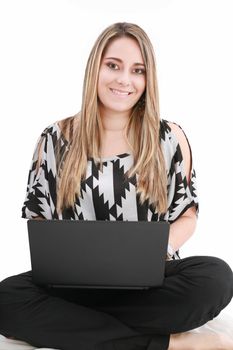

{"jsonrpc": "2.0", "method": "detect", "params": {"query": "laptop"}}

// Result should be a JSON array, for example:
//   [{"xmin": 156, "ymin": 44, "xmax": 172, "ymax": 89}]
[{"xmin": 27, "ymin": 220, "xmax": 170, "ymax": 290}]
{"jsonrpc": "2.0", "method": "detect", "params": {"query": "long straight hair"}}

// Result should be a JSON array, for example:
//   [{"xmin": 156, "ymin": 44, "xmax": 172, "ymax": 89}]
[{"xmin": 57, "ymin": 22, "xmax": 168, "ymax": 215}]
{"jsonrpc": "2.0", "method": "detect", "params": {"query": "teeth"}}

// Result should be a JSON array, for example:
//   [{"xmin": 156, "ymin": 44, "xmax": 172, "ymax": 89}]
[{"xmin": 111, "ymin": 89, "xmax": 130, "ymax": 96}]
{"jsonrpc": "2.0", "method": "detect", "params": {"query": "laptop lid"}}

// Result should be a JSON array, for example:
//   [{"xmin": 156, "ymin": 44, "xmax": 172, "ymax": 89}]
[{"xmin": 27, "ymin": 220, "xmax": 170, "ymax": 290}]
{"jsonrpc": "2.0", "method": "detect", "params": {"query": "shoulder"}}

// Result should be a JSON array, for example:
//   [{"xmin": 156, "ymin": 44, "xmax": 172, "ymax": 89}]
[
  {"xmin": 160, "ymin": 119, "xmax": 191, "ymax": 152},
  {"xmin": 160, "ymin": 118, "xmax": 192, "ymax": 182},
  {"xmin": 39, "ymin": 112, "xmax": 80, "ymax": 143},
  {"xmin": 34, "ymin": 114, "xmax": 80, "ymax": 168},
  {"xmin": 56, "ymin": 112, "xmax": 80, "ymax": 142},
  {"xmin": 167, "ymin": 120, "xmax": 190, "ymax": 149}
]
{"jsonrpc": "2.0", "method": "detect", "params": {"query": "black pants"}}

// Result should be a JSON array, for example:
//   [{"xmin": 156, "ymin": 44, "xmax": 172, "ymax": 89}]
[{"xmin": 0, "ymin": 256, "xmax": 232, "ymax": 350}]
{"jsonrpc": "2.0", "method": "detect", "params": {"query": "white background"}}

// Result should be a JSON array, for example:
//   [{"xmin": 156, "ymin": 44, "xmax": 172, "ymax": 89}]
[{"xmin": 0, "ymin": 0, "xmax": 232, "ymax": 315}]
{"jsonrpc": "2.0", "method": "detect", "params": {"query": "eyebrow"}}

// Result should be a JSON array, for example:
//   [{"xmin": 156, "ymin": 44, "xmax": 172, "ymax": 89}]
[{"xmin": 104, "ymin": 57, "xmax": 145, "ymax": 66}]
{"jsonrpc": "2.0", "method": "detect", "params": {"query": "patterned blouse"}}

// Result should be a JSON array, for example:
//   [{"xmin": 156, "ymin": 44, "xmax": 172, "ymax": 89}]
[{"xmin": 22, "ymin": 118, "xmax": 199, "ymax": 259}]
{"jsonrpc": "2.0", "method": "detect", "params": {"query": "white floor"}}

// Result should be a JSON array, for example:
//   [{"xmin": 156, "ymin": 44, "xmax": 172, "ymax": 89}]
[{"xmin": 0, "ymin": 310, "xmax": 232, "ymax": 350}]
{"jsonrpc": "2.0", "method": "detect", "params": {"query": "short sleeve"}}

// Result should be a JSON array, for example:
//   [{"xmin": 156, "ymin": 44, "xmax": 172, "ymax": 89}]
[
  {"xmin": 161, "ymin": 120, "xmax": 199, "ymax": 223},
  {"xmin": 21, "ymin": 124, "xmax": 62, "ymax": 219}
]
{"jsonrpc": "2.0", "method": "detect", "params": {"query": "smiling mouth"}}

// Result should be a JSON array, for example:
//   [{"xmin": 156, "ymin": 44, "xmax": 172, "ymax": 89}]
[{"xmin": 110, "ymin": 88, "xmax": 133, "ymax": 96}]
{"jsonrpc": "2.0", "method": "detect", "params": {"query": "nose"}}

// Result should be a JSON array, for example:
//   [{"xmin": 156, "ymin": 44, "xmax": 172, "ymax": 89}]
[{"xmin": 116, "ymin": 70, "xmax": 131, "ymax": 87}]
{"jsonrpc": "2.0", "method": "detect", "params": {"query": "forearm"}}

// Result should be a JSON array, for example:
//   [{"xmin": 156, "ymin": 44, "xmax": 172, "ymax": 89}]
[{"xmin": 168, "ymin": 210, "xmax": 197, "ymax": 252}]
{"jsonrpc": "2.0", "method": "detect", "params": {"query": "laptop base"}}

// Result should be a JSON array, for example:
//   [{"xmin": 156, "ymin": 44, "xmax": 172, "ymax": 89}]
[{"xmin": 47, "ymin": 284, "xmax": 150, "ymax": 290}]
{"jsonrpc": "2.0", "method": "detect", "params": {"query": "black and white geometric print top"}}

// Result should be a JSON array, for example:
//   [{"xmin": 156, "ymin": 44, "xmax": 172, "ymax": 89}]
[{"xmin": 22, "ymin": 118, "xmax": 199, "ymax": 259}]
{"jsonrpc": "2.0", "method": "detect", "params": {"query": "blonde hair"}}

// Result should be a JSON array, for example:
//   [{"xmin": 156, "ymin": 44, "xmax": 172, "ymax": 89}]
[{"xmin": 57, "ymin": 22, "xmax": 168, "ymax": 215}]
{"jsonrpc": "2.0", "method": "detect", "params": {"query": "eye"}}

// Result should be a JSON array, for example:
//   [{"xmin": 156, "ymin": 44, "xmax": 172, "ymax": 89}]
[
  {"xmin": 106, "ymin": 62, "xmax": 119, "ymax": 70},
  {"xmin": 133, "ymin": 68, "xmax": 146, "ymax": 75}
]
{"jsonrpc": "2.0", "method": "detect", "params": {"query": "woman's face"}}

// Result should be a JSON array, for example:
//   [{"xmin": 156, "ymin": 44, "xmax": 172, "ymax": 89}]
[{"xmin": 97, "ymin": 36, "xmax": 146, "ymax": 118}]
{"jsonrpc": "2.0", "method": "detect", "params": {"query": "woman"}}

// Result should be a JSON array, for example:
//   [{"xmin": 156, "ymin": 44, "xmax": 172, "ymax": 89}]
[{"xmin": 0, "ymin": 22, "xmax": 233, "ymax": 350}]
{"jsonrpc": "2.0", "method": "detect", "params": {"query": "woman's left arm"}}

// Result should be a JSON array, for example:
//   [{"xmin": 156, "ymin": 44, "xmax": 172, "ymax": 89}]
[
  {"xmin": 167, "ymin": 122, "xmax": 198, "ymax": 252},
  {"xmin": 169, "ymin": 206, "xmax": 197, "ymax": 252}
]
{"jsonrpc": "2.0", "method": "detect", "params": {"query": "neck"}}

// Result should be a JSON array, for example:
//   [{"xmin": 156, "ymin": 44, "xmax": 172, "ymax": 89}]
[{"xmin": 99, "ymin": 106, "xmax": 130, "ymax": 133}]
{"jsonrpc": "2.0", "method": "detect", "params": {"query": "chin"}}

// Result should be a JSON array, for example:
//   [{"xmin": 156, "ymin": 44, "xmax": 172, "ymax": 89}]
[{"xmin": 109, "ymin": 101, "xmax": 137, "ymax": 112}]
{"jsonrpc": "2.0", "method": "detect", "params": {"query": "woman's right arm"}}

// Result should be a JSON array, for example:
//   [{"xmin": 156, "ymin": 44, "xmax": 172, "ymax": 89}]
[{"xmin": 22, "ymin": 125, "xmax": 59, "ymax": 220}]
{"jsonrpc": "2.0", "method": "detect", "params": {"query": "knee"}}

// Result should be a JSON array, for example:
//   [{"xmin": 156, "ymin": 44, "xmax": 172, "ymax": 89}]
[
  {"xmin": 0, "ymin": 271, "xmax": 33, "ymax": 304},
  {"xmin": 0, "ymin": 275, "xmax": 17, "ymax": 329},
  {"xmin": 204, "ymin": 256, "xmax": 232, "ymax": 287},
  {"xmin": 190, "ymin": 256, "xmax": 233, "ymax": 308},
  {"xmin": 209, "ymin": 256, "xmax": 233, "ymax": 298},
  {"xmin": 0, "ymin": 274, "xmax": 19, "ymax": 305}
]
